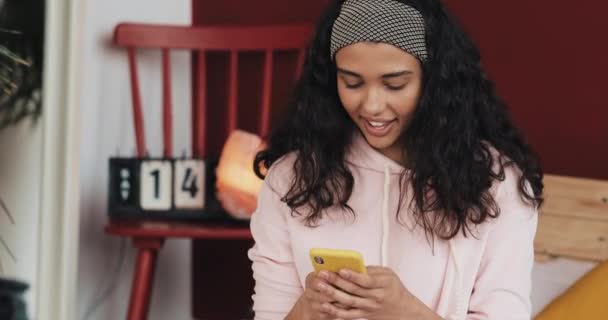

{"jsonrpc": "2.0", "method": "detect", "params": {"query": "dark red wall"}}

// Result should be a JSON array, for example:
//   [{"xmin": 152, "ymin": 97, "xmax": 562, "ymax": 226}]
[
  {"xmin": 191, "ymin": 0, "xmax": 608, "ymax": 318},
  {"xmin": 445, "ymin": 0, "xmax": 608, "ymax": 179}
]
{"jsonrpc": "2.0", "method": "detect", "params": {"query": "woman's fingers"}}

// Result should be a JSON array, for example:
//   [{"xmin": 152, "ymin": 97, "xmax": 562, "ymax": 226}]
[
  {"xmin": 304, "ymin": 272, "xmax": 346, "ymax": 319},
  {"xmin": 319, "ymin": 270, "xmax": 369, "ymax": 298},
  {"xmin": 306, "ymin": 271, "xmax": 342, "ymax": 304},
  {"xmin": 322, "ymin": 302, "xmax": 367, "ymax": 319}
]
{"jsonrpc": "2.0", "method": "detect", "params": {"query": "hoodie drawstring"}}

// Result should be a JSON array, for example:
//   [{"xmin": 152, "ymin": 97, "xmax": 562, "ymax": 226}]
[
  {"xmin": 446, "ymin": 240, "xmax": 464, "ymax": 319},
  {"xmin": 381, "ymin": 164, "xmax": 390, "ymax": 267},
  {"xmin": 380, "ymin": 163, "xmax": 463, "ymax": 319}
]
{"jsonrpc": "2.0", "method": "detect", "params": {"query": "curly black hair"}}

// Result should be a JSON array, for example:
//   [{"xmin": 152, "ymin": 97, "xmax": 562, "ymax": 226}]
[{"xmin": 254, "ymin": 0, "xmax": 543, "ymax": 239}]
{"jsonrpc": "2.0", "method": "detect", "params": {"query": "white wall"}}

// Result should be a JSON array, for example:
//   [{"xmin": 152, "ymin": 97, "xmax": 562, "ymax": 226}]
[
  {"xmin": 77, "ymin": 0, "xmax": 193, "ymax": 319},
  {"xmin": 0, "ymin": 118, "xmax": 43, "ymax": 318}
]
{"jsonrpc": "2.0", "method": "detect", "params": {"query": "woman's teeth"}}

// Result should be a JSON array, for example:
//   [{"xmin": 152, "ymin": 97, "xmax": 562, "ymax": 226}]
[{"xmin": 368, "ymin": 120, "xmax": 391, "ymax": 127}]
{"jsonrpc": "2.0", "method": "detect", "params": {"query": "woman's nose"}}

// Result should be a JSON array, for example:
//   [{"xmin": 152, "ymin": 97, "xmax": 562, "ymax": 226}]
[{"xmin": 361, "ymin": 87, "xmax": 385, "ymax": 115}]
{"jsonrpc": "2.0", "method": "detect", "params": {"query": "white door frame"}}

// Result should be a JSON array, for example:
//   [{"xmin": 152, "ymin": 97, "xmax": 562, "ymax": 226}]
[{"xmin": 36, "ymin": 0, "xmax": 83, "ymax": 319}]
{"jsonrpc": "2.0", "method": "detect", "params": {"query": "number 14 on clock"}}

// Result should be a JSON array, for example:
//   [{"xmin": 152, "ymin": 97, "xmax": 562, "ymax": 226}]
[{"xmin": 139, "ymin": 159, "xmax": 206, "ymax": 211}]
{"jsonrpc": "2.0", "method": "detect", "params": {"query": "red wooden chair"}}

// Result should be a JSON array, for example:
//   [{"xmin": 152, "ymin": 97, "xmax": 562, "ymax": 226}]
[{"xmin": 105, "ymin": 22, "xmax": 311, "ymax": 320}]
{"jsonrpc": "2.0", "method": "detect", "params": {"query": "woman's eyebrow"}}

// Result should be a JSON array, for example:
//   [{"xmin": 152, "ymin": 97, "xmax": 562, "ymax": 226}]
[
  {"xmin": 381, "ymin": 70, "xmax": 413, "ymax": 78},
  {"xmin": 336, "ymin": 68, "xmax": 362, "ymax": 78}
]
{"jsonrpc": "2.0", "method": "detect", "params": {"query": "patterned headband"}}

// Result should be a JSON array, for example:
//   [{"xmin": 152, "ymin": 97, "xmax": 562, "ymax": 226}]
[{"xmin": 330, "ymin": 0, "xmax": 428, "ymax": 62}]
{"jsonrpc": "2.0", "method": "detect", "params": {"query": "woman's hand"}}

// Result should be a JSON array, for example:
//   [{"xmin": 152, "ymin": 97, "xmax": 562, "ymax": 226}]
[
  {"xmin": 316, "ymin": 266, "xmax": 442, "ymax": 320},
  {"xmin": 287, "ymin": 271, "xmax": 344, "ymax": 320}
]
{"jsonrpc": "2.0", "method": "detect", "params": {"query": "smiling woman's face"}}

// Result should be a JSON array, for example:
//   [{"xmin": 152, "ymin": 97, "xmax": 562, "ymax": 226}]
[{"xmin": 335, "ymin": 42, "xmax": 423, "ymax": 164}]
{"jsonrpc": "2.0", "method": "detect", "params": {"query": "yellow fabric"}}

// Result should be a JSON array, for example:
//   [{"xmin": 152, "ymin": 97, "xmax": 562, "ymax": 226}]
[{"xmin": 535, "ymin": 259, "xmax": 608, "ymax": 320}]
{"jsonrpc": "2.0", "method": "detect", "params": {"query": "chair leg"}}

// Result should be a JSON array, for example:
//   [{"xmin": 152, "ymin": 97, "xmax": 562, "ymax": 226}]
[{"xmin": 127, "ymin": 238, "xmax": 164, "ymax": 320}]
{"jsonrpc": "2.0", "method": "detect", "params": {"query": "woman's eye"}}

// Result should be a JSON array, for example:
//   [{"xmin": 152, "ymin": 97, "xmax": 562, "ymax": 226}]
[
  {"xmin": 385, "ymin": 84, "xmax": 406, "ymax": 91},
  {"xmin": 345, "ymin": 82, "xmax": 363, "ymax": 89}
]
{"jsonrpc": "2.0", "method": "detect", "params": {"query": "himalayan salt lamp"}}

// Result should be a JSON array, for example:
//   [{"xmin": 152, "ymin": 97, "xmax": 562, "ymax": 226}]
[{"xmin": 215, "ymin": 129, "xmax": 265, "ymax": 219}]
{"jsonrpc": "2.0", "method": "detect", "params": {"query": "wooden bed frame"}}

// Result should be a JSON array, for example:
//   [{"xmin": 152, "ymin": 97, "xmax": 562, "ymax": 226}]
[{"xmin": 535, "ymin": 174, "xmax": 608, "ymax": 263}]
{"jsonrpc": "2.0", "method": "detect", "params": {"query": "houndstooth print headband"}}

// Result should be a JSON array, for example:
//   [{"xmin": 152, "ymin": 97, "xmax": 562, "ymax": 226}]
[{"xmin": 330, "ymin": 0, "xmax": 428, "ymax": 62}]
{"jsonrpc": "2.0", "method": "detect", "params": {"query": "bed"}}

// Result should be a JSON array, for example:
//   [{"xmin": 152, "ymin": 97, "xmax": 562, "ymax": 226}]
[{"xmin": 532, "ymin": 174, "xmax": 608, "ymax": 316}]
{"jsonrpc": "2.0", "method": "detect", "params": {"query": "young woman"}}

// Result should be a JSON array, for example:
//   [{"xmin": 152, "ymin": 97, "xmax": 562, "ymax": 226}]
[{"xmin": 249, "ymin": 0, "xmax": 543, "ymax": 319}]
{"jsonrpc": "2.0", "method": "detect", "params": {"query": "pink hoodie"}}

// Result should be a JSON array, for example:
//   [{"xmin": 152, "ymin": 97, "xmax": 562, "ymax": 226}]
[{"xmin": 248, "ymin": 133, "xmax": 538, "ymax": 320}]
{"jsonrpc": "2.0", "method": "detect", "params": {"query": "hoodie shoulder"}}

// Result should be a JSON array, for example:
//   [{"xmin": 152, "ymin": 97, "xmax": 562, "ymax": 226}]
[{"xmin": 264, "ymin": 152, "xmax": 298, "ymax": 197}]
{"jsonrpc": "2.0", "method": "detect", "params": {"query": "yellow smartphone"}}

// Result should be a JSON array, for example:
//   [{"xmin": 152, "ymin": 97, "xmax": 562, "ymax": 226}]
[{"xmin": 309, "ymin": 248, "xmax": 367, "ymax": 274}]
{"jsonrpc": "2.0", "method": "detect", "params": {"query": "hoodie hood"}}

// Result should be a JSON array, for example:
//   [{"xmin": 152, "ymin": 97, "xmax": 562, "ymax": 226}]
[{"xmin": 346, "ymin": 131, "xmax": 409, "ymax": 175}]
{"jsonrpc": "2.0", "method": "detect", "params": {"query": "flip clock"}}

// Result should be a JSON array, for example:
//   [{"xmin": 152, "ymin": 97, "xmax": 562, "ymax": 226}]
[{"xmin": 108, "ymin": 157, "xmax": 228, "ymax": 220}]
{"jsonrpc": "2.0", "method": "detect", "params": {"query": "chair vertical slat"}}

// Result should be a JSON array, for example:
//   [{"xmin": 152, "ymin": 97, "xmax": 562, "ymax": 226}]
[
  {"xmin": 193, "ymin": 51, "xmax": 207, "ymax": 158},
  {"xmin": 227, "ymin": 51, "xmax": 239, "ymax": 135},
  {"xmin": 127, "ymin": 48, "xmax": 147, "ymax": 157},
  {"xmin": 259, "ymin": 50, "xmax": 273, "ymax": 137},
  {"xmin": 295, "ymin": 49, "xmax": 306, "ymax": 81},
  {"xmin": 162, "ymin": 48, "xmax": 173, "ymax": 158}
]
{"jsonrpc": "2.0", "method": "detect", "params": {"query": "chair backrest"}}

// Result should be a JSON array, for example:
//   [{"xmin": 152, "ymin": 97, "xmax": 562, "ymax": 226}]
[
  {"xmin": 535, "ymin": 174, "xmax": 608, "ymax": 262},
  {"xmin": 113, "ymin": 22, "xmax": 312, "ymax": 158}
]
